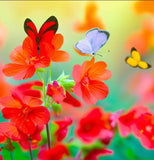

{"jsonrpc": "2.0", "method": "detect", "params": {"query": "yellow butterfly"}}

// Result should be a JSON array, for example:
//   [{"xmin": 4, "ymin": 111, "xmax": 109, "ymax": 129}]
[{"xmin": 125, "ymin": 47, "xmax": 151, "ymax": 69}]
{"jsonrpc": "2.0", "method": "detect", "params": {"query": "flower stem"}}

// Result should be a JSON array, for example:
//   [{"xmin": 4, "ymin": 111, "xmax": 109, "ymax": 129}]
[
  {"xmin": 43, "ymin": 68, "xmax": 47, "ymax": 106},
  {"xmin": 46, "ymin": 123, "xmax": 51, "ymax": 149},
  {"xmin": 36, "ymin": 70, "xmax": 43, "ymax": 82},
  {"xmin": 10, "ymin": 152, "xmax": 14, "ymax": 160},
  {"xmin": 49, "ymin": 63, "xmax": 52, "ymax": 83},
  {"xmin": 29, "ymin": 141, "xmax": 33, "ymax": 160}
]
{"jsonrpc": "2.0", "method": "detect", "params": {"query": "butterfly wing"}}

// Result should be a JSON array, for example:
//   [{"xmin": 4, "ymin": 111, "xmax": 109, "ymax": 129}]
[
  {"xmin": 138, "ymin": 61, "xmax": 151, "ymax": 69},
  {"xmin": 24, "ymin": 18, "xmax": 38, "ymax": 41},
  {"xmin": 38, "ymin": 16, "xmax": 58, "ymax": 43},
  {"xmin": 39, "ymin": 16, "xmax": 58, "ymax": 35},
  {"xmin": 130, "ymin": 47, "xmax": 141, "ymax": 61},
  {"xmin": 75, "ymin": 39, "xmax": 93, "ymax": 56},
  {"xmin": 85, "ymin": 28, "xmax": 110, "ymax": 53},
  {"xmin": 125, "ymin": 57, "xmax": 138, "ymax": 67}
]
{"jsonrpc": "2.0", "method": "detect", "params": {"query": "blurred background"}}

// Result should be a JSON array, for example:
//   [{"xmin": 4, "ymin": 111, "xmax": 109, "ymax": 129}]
[{"xmin": 0, "ymin": 1, "xmax": 154, "ymax": 160}]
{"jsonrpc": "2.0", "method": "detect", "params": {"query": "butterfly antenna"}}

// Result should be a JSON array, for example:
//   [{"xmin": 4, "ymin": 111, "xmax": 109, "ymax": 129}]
[{"xmin": 96, "ymin": 53, "xmax": 103, "ymax": 57}]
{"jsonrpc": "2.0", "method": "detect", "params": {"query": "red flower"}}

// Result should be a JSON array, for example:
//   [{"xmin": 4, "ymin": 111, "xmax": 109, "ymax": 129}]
[
  {"xmin": 47, "ymin": 81, "xmax": 65, "ymax": 104},
  {"xmin": 0, "ymin": 122, "xmax": 23, "ymax": 142},
  {"xmin": 131, "ymin": 113, "xmax": 154, "ymax": 149},
  {"xmin": 14, "ymin": 80, "xmax": 43, "ymax": 98},
  {"xmin": 84, "ymin": 148, "xmax": 113, "ymax": 160},
  {"xmin": 73, "ymin": 57, "xmax": 111, "ymax": 105},
  {"xmin": 51, "ymin": 34, "xmax": 70, "ymax": 62},
  {"xmin": 76, "ymin": 108, "xmax": 105, "ymax": 143},
  {"xmin": 38, "ymin": 144, "xmax": 69, "ymax": 160},
  {"xmin": 117, "ymin": 105, "xmax": 149, "ymax": 137},
  {"xmin": 0, "ymin": 92, "xmax": 50, "ymax": 134},
  {"xmin": 3, "ymin": 37, "xmax": 54, "ymax": 80},
  {"xmin": 53, "ymin": 117, "xmax": 72, "ymax": 141},
  {"xmin": 19, "ymin": 125, "xmax": 44, "ymax": 151}
]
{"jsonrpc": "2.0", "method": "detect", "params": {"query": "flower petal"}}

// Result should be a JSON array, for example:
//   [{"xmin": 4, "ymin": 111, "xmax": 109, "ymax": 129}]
[
  {"xmin": 3, "ymin": 63, "xmax": 28, "ymax": 77},
  {"xmin": 89, "ymin": 80, "xmax": 109, "ymax": 100},
  {"xmin": 51, "ymin": 50, "xmax": 70, "ymax": 62},
  {"xmin": 30, "ymin": 107, "xmax": 50, "ymax": 125},
  {"xmin": 10, "ymin": 46, "xmax": 27, "ymax": 64},
  {"xmin": 0, "ymin": 96, "xmax": 22, "ymax": 108},
  {"xmin": 52, "ymin": 34, "xmax": 64, "ymax": 50}
]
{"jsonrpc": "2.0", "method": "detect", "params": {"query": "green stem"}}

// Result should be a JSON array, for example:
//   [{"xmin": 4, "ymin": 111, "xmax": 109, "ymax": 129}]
[
  {"xmin": 10, "ymin": 152, "xmax": 14, "ymax": 160},
  {"xmin": 29, "ymin": 141, "xmax": 33, "ymax": 160},
  {"xmin": 36, "ymin": 70, "xmax": 43, "ymax": 82},
  {"xmin": 46, "ymin": 123, "xmax": 51, "ymax": 150},
  {"xmin": 43, "ymin": 68, "xmax": 47, "ymax": 106},
  {"xmin": 49, "ymin": 63, "xmax": 52, "ymax": 83}
]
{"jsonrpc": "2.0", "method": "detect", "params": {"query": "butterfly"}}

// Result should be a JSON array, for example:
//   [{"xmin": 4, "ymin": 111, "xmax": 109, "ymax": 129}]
[
  {"xmin": 74, "ymin": 28, "xmax": 110, "ymax": 56},
  {"xmin": 24, "ymin": 16, "xmax": 58, "ymax": 54},
  {"xmin": 125, "ymin": 47, "xmax": 151, "ymax": 69}
]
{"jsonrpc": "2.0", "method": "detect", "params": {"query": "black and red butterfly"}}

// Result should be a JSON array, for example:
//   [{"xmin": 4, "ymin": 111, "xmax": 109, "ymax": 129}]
[{"xmin": 24, "ymin": 16, "xmax": 58, "ymax": 54}]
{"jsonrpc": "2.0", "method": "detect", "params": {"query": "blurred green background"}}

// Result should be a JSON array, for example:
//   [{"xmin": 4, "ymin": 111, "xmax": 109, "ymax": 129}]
[{"xmin": 0, "ymin": 1, "xmax": 154, "ymax": 160}]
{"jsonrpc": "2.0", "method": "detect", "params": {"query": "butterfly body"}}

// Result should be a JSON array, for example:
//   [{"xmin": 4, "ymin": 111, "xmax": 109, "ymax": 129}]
[
  {"xmin": 75, "ymin": 28, "xmax": 110, "ymax": 56},
  {"xmin": 125, "ymin": 47, "xmax": 151, "ymax": 69},
  {"xmin": 24, "ymin": 16, "xmax": 58, "ymax": 55}
]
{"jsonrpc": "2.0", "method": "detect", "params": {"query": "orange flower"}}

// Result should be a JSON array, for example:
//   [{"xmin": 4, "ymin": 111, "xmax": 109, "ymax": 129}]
[
  {"xmin": 134, "ymin": 1, "xmax": 154, "ymax": 15},
  {"xmin": 72, "ymin": 57, "xmax": 111, "ymax": 105},
  {"xmin": 73, "ymin": 2, "xmax": 105, "ymax": 32},
  {"xmin": 51, "ymin": 34, "xmax": 70, "ymax": 62},
  {"xmin": 126, "ymin": 19, "xmax": 154, "ymax": 54},
  {"xmin": 3, "ymin": 37, "xmax": 53, "ymax": 80}
]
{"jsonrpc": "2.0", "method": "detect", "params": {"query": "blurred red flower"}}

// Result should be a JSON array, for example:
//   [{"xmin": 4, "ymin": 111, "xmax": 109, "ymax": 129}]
[
  {"xmin": 76, "ymin": 107, "xmax": 109, "ymax": 143},
  {"xmin": 117, "ymin": 105, "xmax": 149, "ymax": 137},
  {"xmin": 73, "ymin": 57, "xmax": 111, "ymax": 105},
  {"xmin": 3, "ymin": 37, "xmax": 54, "ymax": 80},
  {"xmin": 84, "ymin": 148, "xmax": 113, "ymax": 160},
  {"xmin": 53, "ymin": 117, "xmax": 72, "ymax": 141},
  {"xmin": 73, "ymin": 2, "xmax": 105, "ymax": 32},
  {"xmin": 14, "ymin": 80, "xmax": 43, "ymax": 98},
  {"xmin": 0, "ymin": 92, "xmax": 50, "ymax": 134},
  {"xmin": 38, "ymin": 144, "xmax": 69, "ymax": 160},
  {"xmin": 126, "ymin": 19, "xmax": 154, "ymax": 54},
  {"xmin": 0, "ymin": 63, "xmax": 12, "ymax": 101},
  {"xmin": 51, "ymin": 34, "xmax": 70, "ymax": 62},
  {"xmin": 132, "ymin": 112, "xmax": 154, "ymax": 149}
]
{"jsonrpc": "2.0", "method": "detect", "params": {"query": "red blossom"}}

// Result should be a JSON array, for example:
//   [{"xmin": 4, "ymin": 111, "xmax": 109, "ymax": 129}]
[
  {"xmin": 38, "ymin": 144, "xmax": 69, "ymax": 160},
  {"xmin": 3, "ymin": 37, "xmax": 54, "ymax": 80},
  {"xmin": 76, "ymin": 108, "xmax": 104, "ymax": 143},
  {"xmin": 47, "ymin": 81, "xmax": 65, "ymax": 104},
  {"xmin": 53, "ymin": 117, "xmax": 72, "ymax": 141},
  {"xmin": 73, "ymin": 57, "xmax": 111, "ymax": 105},
  {"xmin": 131, "ymin": 113, "xmax": 154, "ymax": 149},
  {"xmin": 0, "ymin": 92, "xmax": 50, "ymax": 134},
  {"xmin": 117, "ymin": 105, "xmax": 149, "ymax": 137}
]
